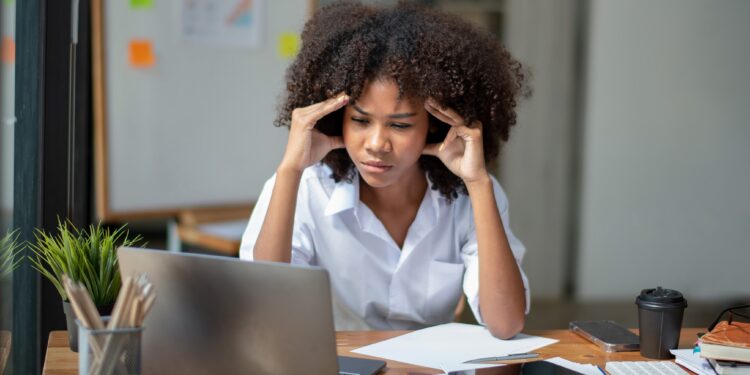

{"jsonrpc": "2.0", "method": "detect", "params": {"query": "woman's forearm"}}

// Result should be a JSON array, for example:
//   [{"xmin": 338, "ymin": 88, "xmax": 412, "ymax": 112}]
[
  {"xmin": 253, "ymin": 167, "xmax": 303, "ymax": 263},
  {"xmin": 466, "ymin": 175, "xmax": 526, "ymax": 339}
]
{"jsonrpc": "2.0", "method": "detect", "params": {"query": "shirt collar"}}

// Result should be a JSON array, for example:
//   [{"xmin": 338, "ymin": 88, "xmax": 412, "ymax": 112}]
[
  {"xmin": 324, "ymin": 174, "xmax": 360, "ymax": 216},
  {"xmin": 425, "ymin": 177, "xmax": 443, "ymax": 224},
  {"xmin": 427, "ymin": 177, "xmax": 443, "ymax": 207},
  {"xmin": 324, "ymin": 169, "xmax": 445, "ymax": 220}
]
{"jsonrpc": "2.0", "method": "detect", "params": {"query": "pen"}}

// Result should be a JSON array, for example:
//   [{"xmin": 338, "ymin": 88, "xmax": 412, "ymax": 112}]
[{"xmin": 463, "ymin": 352, "xmax": 539, "ymax": 364}]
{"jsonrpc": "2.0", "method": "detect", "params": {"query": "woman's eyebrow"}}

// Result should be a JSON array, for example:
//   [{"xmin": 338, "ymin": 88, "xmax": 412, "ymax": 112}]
[
  {"xmin": 389, "ymin": 112, "xmax": 416, "ymax": 119},
  {"xmin": 352, "ymin": 104, "xmax": 416, "ymax": 119}
]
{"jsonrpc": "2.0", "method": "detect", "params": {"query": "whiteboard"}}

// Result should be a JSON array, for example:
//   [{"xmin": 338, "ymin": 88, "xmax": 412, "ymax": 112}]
[{"xmin": 93, "ymin": 0, "xmax": 312, "ymax": 221}]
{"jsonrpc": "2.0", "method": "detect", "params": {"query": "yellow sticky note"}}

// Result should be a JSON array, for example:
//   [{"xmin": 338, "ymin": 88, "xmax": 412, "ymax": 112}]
[
  {"xmin": 129, "ymin": 40, "xmax": 156, "ymax": 68},
  {"xmin": 1, "ymin": 37, "xmax": 14, "ymax": 64},
  {"xmin": 277, "ymin": 33, "xmax": 300, "ymax": 59},
  {"xmin": 130, "ymin": 0, "xmax": 154, "ymax": 9}
]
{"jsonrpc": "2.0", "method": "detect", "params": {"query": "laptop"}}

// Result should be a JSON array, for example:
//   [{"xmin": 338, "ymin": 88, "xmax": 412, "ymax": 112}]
[{"xmin": 118, "ymin": 247, "xmax": 385, "ymax": 375}]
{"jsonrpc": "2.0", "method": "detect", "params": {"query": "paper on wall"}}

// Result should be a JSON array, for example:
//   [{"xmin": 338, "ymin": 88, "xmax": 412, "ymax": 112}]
[{"xmin": 182, "ymin": 0, "xmax": 264, "ymax": 48}]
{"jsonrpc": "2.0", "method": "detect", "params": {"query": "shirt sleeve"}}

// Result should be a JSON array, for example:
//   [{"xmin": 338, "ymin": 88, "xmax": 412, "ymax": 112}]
[
  {"xmin": 238, "ymin": 173, "xmax": 316, "ymax": 265},
  {"xmin": 460, "ymin": 176, "xmax": 531, "ymax": 325}
]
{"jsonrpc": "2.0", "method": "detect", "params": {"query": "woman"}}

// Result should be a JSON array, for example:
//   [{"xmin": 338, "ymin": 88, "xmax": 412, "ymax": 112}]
[{"xmin": 240, "ymin": 1, "xmax": 529, "ymax": 339}]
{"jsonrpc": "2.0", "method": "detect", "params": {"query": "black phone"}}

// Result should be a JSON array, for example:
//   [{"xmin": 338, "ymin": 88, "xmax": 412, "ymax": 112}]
[
  {"xmin": 446, "ymin": 360, "xmax": 583, "ymax": 374},
  {"xmin": 569, "ymin": 320, "xmax": 640, "ymax": 352}
]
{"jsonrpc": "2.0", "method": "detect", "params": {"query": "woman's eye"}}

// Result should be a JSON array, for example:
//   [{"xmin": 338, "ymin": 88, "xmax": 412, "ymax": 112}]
[
  {"xmin": 351, "ymin": 117, "xmax": 369, "ymax": 123},
  {"xmin": 391, "ymin": 123, "xmax": 412, "ymax": 129}
]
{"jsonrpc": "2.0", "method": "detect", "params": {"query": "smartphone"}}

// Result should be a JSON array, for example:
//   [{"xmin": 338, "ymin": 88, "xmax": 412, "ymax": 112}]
[
  {"xmin": 447, "ymin": 361, "xmax": 582, "ymax": 374},
  {"xmin": 569, "ymin": 320, "xmax": 640, "ymax": 352}
]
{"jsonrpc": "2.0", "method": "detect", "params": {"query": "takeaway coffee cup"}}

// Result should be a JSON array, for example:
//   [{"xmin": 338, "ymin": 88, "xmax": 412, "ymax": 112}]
[{"xmin": 635, "ymin": 287, "xmax": 688, "ymax": 359}]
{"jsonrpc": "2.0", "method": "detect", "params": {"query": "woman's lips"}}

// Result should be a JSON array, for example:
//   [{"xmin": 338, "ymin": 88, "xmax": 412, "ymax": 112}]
[{"xmin": 361, "ymin": 161, "xmax": 393, "ymax": 173}]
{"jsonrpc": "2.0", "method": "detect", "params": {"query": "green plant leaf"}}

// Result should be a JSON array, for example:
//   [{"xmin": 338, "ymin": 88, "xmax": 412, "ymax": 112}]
[{"xmin": 26, "ymin": 217, "xmax": 144, "ymax": 305}]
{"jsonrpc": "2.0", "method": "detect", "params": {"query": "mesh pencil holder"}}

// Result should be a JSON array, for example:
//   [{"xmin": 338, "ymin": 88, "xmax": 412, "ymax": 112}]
[{"xmin": 77, "ymin": 318, "xmax": 143, "ymax": 375}]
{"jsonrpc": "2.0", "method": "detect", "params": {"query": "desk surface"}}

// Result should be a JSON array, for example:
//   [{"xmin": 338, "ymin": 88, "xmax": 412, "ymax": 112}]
[{"xmin": 43, "ymin": 328, "xmax": 702, "ymax": 374}]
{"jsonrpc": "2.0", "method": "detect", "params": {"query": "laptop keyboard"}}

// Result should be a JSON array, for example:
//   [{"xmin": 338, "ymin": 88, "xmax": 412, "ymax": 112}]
[{"xmin": 606, "ymin": 361, "xmax": 688, "ymax": 375}]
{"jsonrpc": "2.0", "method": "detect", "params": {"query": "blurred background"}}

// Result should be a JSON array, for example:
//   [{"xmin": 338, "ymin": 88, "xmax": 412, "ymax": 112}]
[{"xmin": 2, "ymin": 0, "xmax": 749, "ymax": 373}]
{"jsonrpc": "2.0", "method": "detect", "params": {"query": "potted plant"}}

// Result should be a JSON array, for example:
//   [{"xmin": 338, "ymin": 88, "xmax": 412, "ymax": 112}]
[
  {"xmin": 28, "ymin": 220, "xmax": 143, "ymax": 351},
  {"xmin": 1, "ymin": 229, "xmax": 23, "ymax": 373}
]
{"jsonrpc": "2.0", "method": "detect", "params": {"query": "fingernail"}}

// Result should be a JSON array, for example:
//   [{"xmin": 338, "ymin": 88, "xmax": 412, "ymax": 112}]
[{"xmin": 438, "ymin": 143, "xmax": 444, "ymax": 152}]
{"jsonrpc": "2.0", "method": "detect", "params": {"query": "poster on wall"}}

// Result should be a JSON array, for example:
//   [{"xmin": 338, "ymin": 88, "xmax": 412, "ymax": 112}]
[{"xmin": 182, "ymin": 0, "xmax": 264, "ymax": 48}]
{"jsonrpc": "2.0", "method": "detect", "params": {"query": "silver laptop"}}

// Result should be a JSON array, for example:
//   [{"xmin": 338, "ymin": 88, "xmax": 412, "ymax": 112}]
[{"xmin": 118, "ymin": 247, "xmax": 385, "ymax": 375}]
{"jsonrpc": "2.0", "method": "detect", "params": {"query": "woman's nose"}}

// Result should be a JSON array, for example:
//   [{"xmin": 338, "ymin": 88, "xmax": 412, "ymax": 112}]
[{"xmin": 365, "ymin": 126, "xmax": 392, "ymax": 154}]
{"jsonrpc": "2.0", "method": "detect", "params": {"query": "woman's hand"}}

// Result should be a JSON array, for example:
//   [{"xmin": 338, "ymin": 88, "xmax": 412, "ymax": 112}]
[
  {"xmin": 279, "ymin": 93, "xmax": 349, "ymax": 173},
  {"xmin": 422, "ymin": 98, "xmax": 489, "ymax": 184}
]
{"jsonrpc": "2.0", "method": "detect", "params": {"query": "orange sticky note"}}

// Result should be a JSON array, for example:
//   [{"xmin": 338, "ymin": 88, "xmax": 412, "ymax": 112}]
[
  {"xmin": 1, "ymin": 37, "xmax": 15, "ymax": 64},
  {"xmin": 129, "ymin": 39, "xmax": 156, "ymax": 68}
]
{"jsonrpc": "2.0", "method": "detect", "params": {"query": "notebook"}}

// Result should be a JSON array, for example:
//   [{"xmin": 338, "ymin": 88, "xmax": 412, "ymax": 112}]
[{"xmin": 700, "ymin": 321, "xmax": 750, "ymax": 363}]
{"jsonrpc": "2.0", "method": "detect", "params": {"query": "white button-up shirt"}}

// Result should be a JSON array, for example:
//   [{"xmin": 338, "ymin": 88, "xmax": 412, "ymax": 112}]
[{"xmin": 239, "ymin": 163, "xmax": 530, "ymax": 330}]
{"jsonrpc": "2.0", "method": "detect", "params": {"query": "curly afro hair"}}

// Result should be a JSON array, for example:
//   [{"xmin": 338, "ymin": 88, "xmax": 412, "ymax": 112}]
[{"xmin": 275, "ymin": 0, "xmax": 527, "ymax": 200}]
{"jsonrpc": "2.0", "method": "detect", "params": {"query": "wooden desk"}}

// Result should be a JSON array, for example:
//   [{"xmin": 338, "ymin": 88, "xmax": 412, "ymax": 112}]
[
  {"xmin": 43, "ymin": 328, "xmax": 702, "ymax": 374},
  {"xmin": 176, "ymin": 206, "xmax": 252, "ymax": 256},
  {"xmin": 1, "ymin": 330, "xmax": 10, "ymax": 375}
]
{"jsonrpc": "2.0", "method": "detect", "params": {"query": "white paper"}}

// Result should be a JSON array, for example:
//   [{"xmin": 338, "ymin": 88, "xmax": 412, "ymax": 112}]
[
  {"xmin": 182, "ymin": 0, "xmax": 264, "ymax": 48},
  {"xmin": 352, "ymin": 323, "xmax": 558, "ymax": 373},
  {"xmin": 545, "ymin": 357, "xmax": 603, "ymax": 375},
  {"xmin": 671, "ymin": 349, "xmax": 715, "ymax": 375}
]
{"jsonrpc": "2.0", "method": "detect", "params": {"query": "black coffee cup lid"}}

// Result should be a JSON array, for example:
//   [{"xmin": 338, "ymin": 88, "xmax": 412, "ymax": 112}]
[{"xmin": 636, "ymin": 286, "xmax": 687, "ymax": 310}]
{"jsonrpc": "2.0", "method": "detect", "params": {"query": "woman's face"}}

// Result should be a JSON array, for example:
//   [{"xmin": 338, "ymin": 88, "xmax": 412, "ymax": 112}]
[{"xmin": 342, "ymin": 79, "xmax": 430, "ymax": 189}]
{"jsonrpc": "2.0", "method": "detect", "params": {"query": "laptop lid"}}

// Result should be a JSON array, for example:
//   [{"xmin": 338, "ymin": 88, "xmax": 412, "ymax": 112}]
[{"xmin": 118, "ymin": 247, "xmax": 339, "ymax": 375}]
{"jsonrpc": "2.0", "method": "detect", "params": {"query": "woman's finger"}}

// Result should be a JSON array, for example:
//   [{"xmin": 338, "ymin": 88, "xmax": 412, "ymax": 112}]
[
  {"xmin": 454, "ymin": 121, "xmax": 483, "ymax": 144},
  {"xmin": 296, "ymin": 93, "xmax": 349, "ymax": 128},
  {"xmin": 439, "ymin": 126, "xmax": 458, "ymax": 152},
  {"xmin": 300, "ymin": 92, "xmax": 347, "ymax": 112},
  {"xmin": 308, "ymin": 94, "xmax": 349, "ymax": 123},
  {"xmin": 308, "ymin": 92, "xmax": 348, "ymax": 112},
  {"xmin": 426, "ymin": 98, "xmax": 464, "ymax": 126},
  {"xmin": 424, "ymin": 101, "xmax": 456, "ymax": 126}
]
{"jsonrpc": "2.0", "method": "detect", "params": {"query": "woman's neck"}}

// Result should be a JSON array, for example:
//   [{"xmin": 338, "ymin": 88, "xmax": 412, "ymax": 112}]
[{"xmin": 359, "ymin": 166, "xmax": 427, "ymax": 212}]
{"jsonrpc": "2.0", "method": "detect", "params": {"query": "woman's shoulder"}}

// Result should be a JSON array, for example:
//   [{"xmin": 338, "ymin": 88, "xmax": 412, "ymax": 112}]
[
  {"xmin": 297, "ymin": 163, "xmax": 344, "ymax": 199},
  {"xmin": 301, "ymin": 163, "xmax": 335, "ymax": 185}
]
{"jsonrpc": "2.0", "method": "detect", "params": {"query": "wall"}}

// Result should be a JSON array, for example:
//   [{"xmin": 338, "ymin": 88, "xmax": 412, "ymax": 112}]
[
  {"xmin": 501, "ymin": 0, "xmax": 583, "ymax": 299},
  {"xmin": 577, "ymin": 0, "xmax": 750, "ymax": 299}
]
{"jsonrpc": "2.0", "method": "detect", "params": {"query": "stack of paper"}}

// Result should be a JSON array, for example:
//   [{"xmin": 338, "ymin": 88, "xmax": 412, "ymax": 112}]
[
  {"xmin": 671, "ymin": 349, "xmax": 715, "ymax": 375},
  {"xmin": 352, "ymin": 323, "xmax": 558, "ymax": 373}
]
